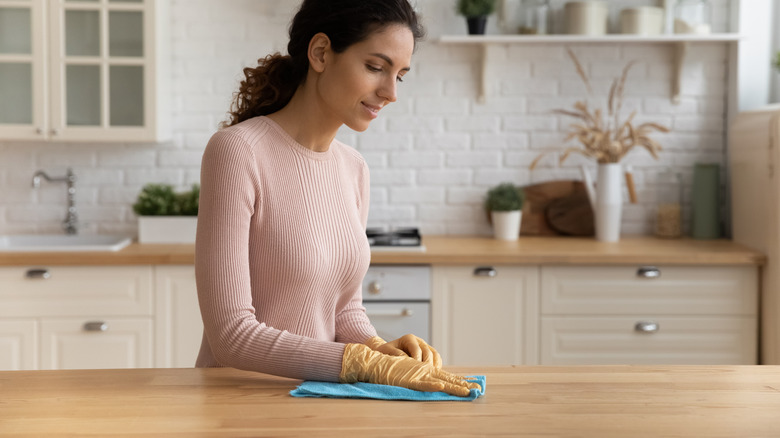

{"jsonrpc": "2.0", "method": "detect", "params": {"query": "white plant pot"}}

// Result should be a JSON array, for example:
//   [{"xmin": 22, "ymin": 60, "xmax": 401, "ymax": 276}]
[
  {"xmin": 491, "ymin": 210, "xmax": 522, "ymax": 241},
  {"xmin": 138, "ymin": 216, "xmax": 197, "ymax": 244}
]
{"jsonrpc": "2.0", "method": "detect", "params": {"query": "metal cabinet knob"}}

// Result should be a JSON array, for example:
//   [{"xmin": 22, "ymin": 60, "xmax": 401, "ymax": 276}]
[
  {"xmin": 83, "ymin": 321, "xmax": 108, "ymax": 332},
  {"xmin": 474, "ymin": 267, "xmax": 497, "ymax": 277},
  {"xmin": 50, "ymin": 128, "xmax": 60, "ymax": 136},
  {"xmin": 636, "ymin": 266, "xmax": 661, "ymax": 279},
  {"xmin": 35, "ymin": 127, "xmax": 44, "ymax": 135},
  {"xmin": 634, "ymin": 321, "xmax": 659, "ymax": 333},
  {"xmin": 25, "ymin": 268, "xmax": 51, "ymax": 280},
  {"xmin": 368, "ymin": 281, "xmax": 382, "ymax": 295}
]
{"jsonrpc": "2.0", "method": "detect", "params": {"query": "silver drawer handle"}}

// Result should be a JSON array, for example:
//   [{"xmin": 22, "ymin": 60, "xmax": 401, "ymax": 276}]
[
  {"xmin": 83, "ymin": 321, "xmax": 108, "ymax": 332},
  {"xmin": 25, "ymin": 268, "xmax": 51, "ymax": 280},
  {"xmin": 636, "ymin": 266, "xmax": 661, "ymax": 279},
  {"xmin": 366, "ymin": 308, "xmax": 414, "ymax": 317},
  {"xmin": 635, "ymin": 321, "xmax": 659, "ymax": 333},
  {"xmin": 474, "ymin": 267, "xmax": 497, "ymax": 277},
  {"xmin": 368, "ymin": 281, "xmax": 383, "ymax": 295}
]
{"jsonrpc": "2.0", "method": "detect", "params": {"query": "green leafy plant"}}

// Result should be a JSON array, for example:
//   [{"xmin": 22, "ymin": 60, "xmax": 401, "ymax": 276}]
[
  {"xmin": 484, "ymin": 183, "xmax": 525, "ymax": 212},
  {"xmin": 133, "ymin": 183, "xmax": 200, "ymax": 216},
  {"xmin": 456, "ymin": 0, "xmax": 497, "ymax": 17},
  {"xmin": 774, "ymin": 51, "xmax": 780, "ymax": 72}
]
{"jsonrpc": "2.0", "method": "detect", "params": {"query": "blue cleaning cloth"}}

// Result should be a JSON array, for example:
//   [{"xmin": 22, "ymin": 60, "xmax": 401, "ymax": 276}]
[{"xmin": 290, "ymin": 375, "xmax": 485, "ymax": 401}]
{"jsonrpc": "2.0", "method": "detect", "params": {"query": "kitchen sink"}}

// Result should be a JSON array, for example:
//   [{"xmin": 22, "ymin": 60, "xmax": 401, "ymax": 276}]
[{"xmin": 0, "ymin": 234, "xmax": 133, "ymax": 252}]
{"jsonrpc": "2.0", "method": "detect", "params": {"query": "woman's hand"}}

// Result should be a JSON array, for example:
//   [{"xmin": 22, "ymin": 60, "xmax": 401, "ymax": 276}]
[
  {"xmin": 340, "ymin": 343, "xmax": 478, "ymax": 397},
  {"xmin": 364, "ymin": 334, "xmax": 442, "ymax": 369}
]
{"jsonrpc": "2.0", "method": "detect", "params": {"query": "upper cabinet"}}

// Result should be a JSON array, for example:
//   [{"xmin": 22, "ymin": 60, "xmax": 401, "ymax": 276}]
[{"xmin": 0, "ymin": 0, "xmax": 170, "ymax": 142}]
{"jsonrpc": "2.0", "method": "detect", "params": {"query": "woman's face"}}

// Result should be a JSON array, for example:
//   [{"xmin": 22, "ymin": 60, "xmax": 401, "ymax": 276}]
[{"xmin": 315, "ymin": 24, "xmax": 415, "ymax": 132}]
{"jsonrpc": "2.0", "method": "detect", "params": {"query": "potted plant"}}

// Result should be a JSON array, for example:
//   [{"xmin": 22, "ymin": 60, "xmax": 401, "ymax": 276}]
[
  {"xmin": 485, "ymin": 182, "xmax": 525, "ymax": 241},
  {"xmin": 457, "ymin": 0, "xmax": 497, "ymax": 35},
  {"xmin": 133, "ymin": 183, "xmax": 200, "ymax": 243}
]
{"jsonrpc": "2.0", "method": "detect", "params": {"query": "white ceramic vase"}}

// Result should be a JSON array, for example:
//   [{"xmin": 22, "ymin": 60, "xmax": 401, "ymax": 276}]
[
  {"xmin": 581, "ymin": 163, "xmax": 623, "ymax": 242},
  {"xmin": 491, "ymin": 210, "xmax": 522, "ymax": 241}
]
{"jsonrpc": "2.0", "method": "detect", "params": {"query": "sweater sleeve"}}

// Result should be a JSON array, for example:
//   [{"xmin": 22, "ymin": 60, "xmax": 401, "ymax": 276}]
[
  {"xmin": 334, "ymin": 158, "xmax": 378, "ymax": 344},
  {"xmin": 195, "ymin": 129, "xmax": 346, "ymax": 381}
]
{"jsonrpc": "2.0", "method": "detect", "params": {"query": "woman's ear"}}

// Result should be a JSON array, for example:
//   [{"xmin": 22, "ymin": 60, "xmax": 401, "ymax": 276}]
[{"xmin": 308, "ymin": 32, "xmax": 330, "ymax": 73}]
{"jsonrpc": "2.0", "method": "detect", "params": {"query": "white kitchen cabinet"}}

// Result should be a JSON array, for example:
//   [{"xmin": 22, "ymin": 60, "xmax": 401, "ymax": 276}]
[
  {"xmin": 154, "ymin": 265, "xmax": 203, "ymax": 368},
  {"xmin": 0, "ymin": 265, "xmax": 154, "ymax": 371},
  {"xmin": 40, "ymin": 318, "xmax": 152, "ymax": 369},
  {"xmin": 432, "ymin": 265, "xmax": 539, "ymax": 366},
  {"xmin": 0, "ymin": 320, "xmax": 37, "ymax": 370},
  {"xmin": 0, "ymin": 0, "xmax": 170, "ymax": 142},
  {"xmin": 539, "ymin": 265, "xmax": 758, "ymax": 365}
]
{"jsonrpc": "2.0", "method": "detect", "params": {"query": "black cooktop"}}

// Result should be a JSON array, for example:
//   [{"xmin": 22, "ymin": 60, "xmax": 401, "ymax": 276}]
[{"xmin": 366, "ymin": 227, "xmax": 422, "ymax": 247}]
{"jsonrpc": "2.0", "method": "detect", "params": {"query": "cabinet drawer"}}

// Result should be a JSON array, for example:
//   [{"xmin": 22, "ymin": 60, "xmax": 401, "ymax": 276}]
[
  {"xmin": 40, "ymin": 318, "xmax": 153, "ymax": 370},
  {"xmin": 541, "ymin": 266, "xmax": 757, "ymax": 315},
  {"xmin": 540, "ymin": 316, "xmax": 757, "ymax": 365},
  {"xmin": 363, "ymin": 266, "xmax": 430, "ymax": 301},
  {"xmin": 0, "ymin": 266, "xmax": 153, "ymax": 317}
]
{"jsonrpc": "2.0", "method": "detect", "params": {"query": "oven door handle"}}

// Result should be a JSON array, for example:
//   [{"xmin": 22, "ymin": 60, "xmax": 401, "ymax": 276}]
[{"xmin": 366, "ymin": 308, "xmax": 415, "ymax": 317}]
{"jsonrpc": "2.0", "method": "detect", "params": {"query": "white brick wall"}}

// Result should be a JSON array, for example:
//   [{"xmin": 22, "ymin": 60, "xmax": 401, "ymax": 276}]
[{"xmin": 0, "ymin": 0, "xmax": 732, "ymax": 237}]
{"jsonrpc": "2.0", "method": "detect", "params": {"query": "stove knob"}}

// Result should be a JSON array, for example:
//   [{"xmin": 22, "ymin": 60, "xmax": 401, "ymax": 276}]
[{"xmin": 368, "ymin": 281, "xmax": 383, "ymax": 295}]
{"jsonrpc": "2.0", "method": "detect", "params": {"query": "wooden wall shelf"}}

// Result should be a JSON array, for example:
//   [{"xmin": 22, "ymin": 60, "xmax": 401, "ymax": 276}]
[{"xmin": 437, "ymin": 34, "xmax": 743, "ymax": 103}]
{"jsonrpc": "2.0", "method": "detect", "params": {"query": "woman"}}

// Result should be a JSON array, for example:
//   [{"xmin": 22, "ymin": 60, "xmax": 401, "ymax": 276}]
[{"xmin": 195, "ymin": 0, "xmax": 478, "ymax": 396}]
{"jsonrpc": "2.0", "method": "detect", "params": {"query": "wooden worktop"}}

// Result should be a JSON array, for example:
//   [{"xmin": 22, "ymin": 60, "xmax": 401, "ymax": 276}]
[
  {"xmin": 0, "ymin": 235, "xmax": 765, "ymax": 266},
  {"xmin": 1, "ymin": 366, "xmax": 779, "ymax": 437}
]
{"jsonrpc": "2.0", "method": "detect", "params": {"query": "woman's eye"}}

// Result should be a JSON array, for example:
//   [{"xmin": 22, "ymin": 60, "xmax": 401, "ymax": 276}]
[
  {"xmin": 366, "ymin": 65, "xmax": 382, "ymax": 73},
  {"xmin": 396, "ymin": 76, "xmax": 404, "ymax": 83}
]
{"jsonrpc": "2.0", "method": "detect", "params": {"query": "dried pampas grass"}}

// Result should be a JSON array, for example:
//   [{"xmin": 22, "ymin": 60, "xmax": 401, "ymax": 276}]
[{"xmin": 530, "ymin": 49, "xmax": 670, "ymax": 170}]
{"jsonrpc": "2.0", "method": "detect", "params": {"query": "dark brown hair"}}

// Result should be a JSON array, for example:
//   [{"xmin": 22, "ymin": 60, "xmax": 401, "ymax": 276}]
[{"xmin": 222, "ymin": 0, "xmax": 425, "ymax": 128}]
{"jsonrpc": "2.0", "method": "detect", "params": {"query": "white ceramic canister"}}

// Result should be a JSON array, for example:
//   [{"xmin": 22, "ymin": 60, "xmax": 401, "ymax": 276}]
[
  {"xmin": 619, "ymin": 6, "xmax": 664, "ymax": 35},
  {"xmin": 564, "ymin": 1, "xmax": 608, "ymax": 35}
]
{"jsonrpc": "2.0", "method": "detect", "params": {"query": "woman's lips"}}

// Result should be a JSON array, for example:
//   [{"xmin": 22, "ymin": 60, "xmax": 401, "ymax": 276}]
[{"xmin": 362, "ymin": 102, "xmax": 381, "ymax": 119}]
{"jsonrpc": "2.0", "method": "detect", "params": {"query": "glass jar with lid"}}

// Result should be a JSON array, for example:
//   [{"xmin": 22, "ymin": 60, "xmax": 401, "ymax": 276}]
[
  {"xmin": 655, "ymin": 168, "xmax": 683, "ymax": 238},
  {"xmin": 518, "ymin": 0, "xmax": 551, "ymax": 35},
  {"xmin": 673, "ymin": 0, "xmax": 711, "ymax": 34}
]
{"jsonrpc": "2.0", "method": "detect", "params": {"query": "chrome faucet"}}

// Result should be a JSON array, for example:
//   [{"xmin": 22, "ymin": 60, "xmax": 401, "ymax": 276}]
[{"xmin": 32, "ymin": 168, "xmax": 78, "ymax": 235}]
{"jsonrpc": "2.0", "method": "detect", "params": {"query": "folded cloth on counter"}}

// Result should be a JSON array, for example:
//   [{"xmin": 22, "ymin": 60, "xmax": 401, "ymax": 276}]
[{"xmin": 290, "ymin": 375, "xmax": 485, "ymax": 401}]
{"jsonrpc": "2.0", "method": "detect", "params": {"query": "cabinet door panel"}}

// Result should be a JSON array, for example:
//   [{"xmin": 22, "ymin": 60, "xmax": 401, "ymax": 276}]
[
  {"xmin": 40, "ymin": 318, "xmax": 152, "ymax": 370},
  {"xmin": 0, "ymin": 0, "xmax": 46, "ymax": 139},
  {"xmin": 541, "ymin": 316, "xmax": 757, "ymax": 365},
  {"xmin": 0, "ymin": 320, "xmax": 37, "ymax": 370},
  {"xmin": 0, "ymin": 7, "xmax": 32, "ymax": 54},
  {"xmin": 64, "ymin": 9, "xmax": 100, "ymax": 56},
  {"xmin": 432, "ymin": 266, "xmax": 539, "ymax": 366},
  {"xmin": 154, "ymin": 266, "xmax": 203, "ymax": 368},
  {"xmin": 0, "ymin": 62, "xmax": 33, "ymax": 124},
  {"xmin": 108, "ymin": 10, "xmax": 143, "ymax": 56}
]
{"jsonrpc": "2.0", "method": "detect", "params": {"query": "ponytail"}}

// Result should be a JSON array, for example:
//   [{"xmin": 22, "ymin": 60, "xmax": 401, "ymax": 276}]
[{"xmin": 222, "ymin": 53, "xmax": 308, "ymax": 128}]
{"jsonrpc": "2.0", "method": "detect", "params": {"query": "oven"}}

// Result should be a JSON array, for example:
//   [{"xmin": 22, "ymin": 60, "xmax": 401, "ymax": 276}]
[{"xmin": 361, "ymin": 265, "xmax": 431, "ymax": 342}]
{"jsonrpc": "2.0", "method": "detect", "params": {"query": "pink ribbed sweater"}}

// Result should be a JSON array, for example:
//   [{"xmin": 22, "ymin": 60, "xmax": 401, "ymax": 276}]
[{"xmin": 194, "ymin": 116, "xmax": 376, "ymax": 382}]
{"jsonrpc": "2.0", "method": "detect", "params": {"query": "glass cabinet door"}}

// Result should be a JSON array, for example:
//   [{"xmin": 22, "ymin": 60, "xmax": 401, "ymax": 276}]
[
  {"xmin": 50, "ymin": 0, "xmax": 147, "ymax": 138},
  {"xmin": 0, "ymin": 0, "xmax": 46, "ymax": 138}
]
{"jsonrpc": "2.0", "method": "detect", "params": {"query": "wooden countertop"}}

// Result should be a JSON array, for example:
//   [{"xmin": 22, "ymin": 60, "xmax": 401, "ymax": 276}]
[
  {"xmin": 2, "ymin": 366, "xmax": 779, "ymax": 437},
  {"xmin": 0, "ymin": 236, "xmax": 765, "ymax": 266}
]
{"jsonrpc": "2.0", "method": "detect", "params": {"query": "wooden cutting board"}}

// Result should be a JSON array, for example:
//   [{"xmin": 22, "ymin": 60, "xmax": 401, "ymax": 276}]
[{"xmin": 520, "ymin": 180, "xmax": 594, "ymax": 236}]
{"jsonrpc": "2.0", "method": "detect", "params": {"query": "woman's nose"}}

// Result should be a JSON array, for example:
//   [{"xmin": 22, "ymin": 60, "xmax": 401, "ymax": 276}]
[{"xmin": 378, "ymin": 78, "xmax": 397, "ymax": 103}]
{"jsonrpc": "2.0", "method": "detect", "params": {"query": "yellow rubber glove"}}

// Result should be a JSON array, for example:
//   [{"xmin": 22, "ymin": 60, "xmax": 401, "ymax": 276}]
[
  {"xmin": 364, "ymin": 335, "xmax": 443, "ymax": 369},
  {"xmin": 340, "ymin": 343, "xmax": 480, "ymax": 397}
]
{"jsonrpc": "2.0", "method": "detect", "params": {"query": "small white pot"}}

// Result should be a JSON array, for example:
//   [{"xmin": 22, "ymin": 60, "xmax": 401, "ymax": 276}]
[
  {"xmin": 138, "ymin": 216, "xmax": 197, "ymax": 244},
  {"xmin": 491, "ymin": 210, "xmax": 522, "ymax": 241}
]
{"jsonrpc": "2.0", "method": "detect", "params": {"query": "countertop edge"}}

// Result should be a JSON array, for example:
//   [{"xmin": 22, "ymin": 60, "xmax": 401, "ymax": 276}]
[{"xmin": 0, "ymin": 236, "xmax": 766, "ymax": 267}]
